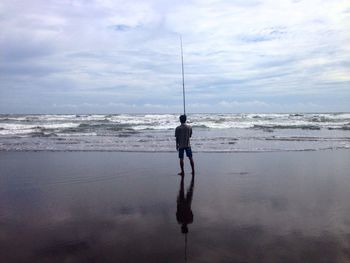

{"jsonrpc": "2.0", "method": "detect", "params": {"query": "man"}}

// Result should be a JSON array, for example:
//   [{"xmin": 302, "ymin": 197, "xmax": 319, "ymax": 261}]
[{"xmin": 175, "ymin": 115, "xmax": 195, "ymax": 176}]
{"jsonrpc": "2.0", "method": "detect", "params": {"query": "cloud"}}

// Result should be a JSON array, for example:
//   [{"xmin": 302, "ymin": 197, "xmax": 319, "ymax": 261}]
[
  {"xmin": 110, "ymin": 24, "xmax": 135, "ymax": 31},
  {"xmin": 239, "ymin": 26, "xmax": 287, "ymax": 43},
  {"xmin": 0, "ymin": 0, "xmax": 349, "ymax": 113}
]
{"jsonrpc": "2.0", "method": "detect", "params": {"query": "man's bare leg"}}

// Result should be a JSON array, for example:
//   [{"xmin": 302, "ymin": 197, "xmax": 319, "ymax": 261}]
[
  {"xmin": 178, "ymin": 158, "xmax": 184, "ymax": 176},
  {"xmin": 189, "ymin": 157, "xmax": 195, "ymax": 175}
]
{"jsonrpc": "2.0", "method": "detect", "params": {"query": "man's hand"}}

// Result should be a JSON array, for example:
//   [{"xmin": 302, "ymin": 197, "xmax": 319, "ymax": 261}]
[{"xmin": 176, "ymin": 144, "xmax": 179, "ymax": 151}]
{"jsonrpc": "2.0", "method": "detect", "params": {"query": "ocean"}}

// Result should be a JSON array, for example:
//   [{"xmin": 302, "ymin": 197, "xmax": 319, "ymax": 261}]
[{"xmin": 0, "ymin": 113, "xmax": 349, "ymax": 152}]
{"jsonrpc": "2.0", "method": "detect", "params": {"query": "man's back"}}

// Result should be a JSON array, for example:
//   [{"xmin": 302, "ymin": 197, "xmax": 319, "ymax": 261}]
[
  {"xmin": 175, "ymin": 115, "xmax": 195, "ymax": 175},
  {"xmin": 175, "ymin": 124, "xmax": 192, "ymax": 149}
]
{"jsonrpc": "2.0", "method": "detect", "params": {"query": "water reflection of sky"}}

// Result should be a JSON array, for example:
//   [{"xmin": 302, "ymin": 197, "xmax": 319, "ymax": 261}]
[{"xmin": 0, "ymin": 151, "xmax": 350, "ymax": 262}]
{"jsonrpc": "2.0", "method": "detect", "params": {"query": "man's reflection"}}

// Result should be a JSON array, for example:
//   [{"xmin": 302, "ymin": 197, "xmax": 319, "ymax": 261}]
[{"xmin": 176, "ymin": 175, "xmax": 195, "ymax": 234}]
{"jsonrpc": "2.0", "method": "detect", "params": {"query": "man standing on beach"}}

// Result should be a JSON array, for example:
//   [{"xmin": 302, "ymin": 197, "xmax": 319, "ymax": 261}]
[{"xmin": 175, "ymin": 115, "xmax": 195, "ymax": 176}]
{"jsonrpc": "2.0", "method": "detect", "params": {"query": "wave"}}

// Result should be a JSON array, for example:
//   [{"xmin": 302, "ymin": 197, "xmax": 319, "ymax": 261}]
[
  {"xmin": 253, "ymin": 124, "xmax": 321, "ymax": 130},
  {"xmin": 328, "ymin": 126, "xmax": 350, "ymax": 131},
  {"xmin": 1, "ymin": 113, "xmax": 350, "ymax": 153},
  {"xmin": 192, "ymin": 124, "xmax": 210, "ymax": 129},
  {"xmin": 309, "ymin": 116, "xmax": 340, "ymax": 123},
  {"xmin": 29, "ymin": 131, "xmax": 58, "ymax": 137}
]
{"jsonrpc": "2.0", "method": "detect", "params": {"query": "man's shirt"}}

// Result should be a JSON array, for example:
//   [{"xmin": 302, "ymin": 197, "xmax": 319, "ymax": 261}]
[{"xmin": 175, "ymin": 124, "xmax": 192, "ymax": 149}]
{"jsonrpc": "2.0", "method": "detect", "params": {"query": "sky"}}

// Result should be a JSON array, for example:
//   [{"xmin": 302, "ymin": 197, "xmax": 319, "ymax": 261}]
[{"xmin": 0, "ymin": 0, "xmax": 349, "ymax": 114}]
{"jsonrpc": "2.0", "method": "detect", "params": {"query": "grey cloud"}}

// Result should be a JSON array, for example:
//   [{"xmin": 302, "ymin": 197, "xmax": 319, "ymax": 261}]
[
  {"xmin": 239, "ymin": 27, "xmax": 287, "ymax": 43},
  {"xmin": 1, "ymin": 36, "xmax": 56, "ymax": 62},
  {"xmin": 0, "ymin": 63, "xmax": 62, "ymax": 77},
  {"xmin": 110, "ymin": 24, "xmax": 136, "ymax": 31},
  {"xmin": 0, "ymin": 0, "xmax": 349, "ymax": 113}
]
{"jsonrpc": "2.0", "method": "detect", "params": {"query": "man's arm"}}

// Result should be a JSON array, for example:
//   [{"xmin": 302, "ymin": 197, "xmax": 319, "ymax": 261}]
[{"xmin": 175, "ymin": 128, "xmax": 179, "ymax": 150}]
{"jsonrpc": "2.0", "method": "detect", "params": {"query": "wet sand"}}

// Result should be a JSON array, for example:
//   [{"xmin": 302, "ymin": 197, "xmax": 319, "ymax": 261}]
[{"xmin": 1, "ymin": 150, "xmax": 350, "ymax": 262}]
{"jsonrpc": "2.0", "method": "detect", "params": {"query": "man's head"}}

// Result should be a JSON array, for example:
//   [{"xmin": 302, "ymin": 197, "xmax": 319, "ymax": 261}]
[{"xmin": 179, "ymin": 114, "xmax": 187, "ymax": 124}]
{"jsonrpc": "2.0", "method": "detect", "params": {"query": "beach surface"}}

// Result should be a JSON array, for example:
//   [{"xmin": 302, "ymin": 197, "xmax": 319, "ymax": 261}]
[{"xmin": 1, "ymin": 150, "xmax": 350, "ymax": 262}]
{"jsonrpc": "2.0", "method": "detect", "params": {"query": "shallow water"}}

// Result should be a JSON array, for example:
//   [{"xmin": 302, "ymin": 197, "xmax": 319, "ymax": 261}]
[{"xmin": 1, "ymin": 150, "xmax": 350, "ymax": 262}]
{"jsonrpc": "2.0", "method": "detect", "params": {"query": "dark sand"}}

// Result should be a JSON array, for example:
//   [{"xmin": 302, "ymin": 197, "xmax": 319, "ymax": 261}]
[{"xmin": 1, "ymin": 150, "xmax": 350, "ymax": 263}]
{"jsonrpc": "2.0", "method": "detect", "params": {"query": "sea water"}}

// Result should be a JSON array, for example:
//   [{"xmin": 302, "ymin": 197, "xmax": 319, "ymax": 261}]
[{"xmin": 0, "ymin": 113, "xmax": 349, "ymax": 152}]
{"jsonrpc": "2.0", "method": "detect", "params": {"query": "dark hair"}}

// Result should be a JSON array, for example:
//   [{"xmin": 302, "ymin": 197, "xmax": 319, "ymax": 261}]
[{"xmin": 179, "ymin": 115, "xmax": 187, "ymax": 123}]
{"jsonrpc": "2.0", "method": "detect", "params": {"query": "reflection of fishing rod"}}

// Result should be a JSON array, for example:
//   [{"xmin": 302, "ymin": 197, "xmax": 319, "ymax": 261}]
[{"xmin": 180, "ymin": 35, "xmax": 186, "ymax": 115}]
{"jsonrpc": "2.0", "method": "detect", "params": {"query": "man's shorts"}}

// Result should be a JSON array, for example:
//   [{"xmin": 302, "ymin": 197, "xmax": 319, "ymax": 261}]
[{"xmin": 178, "ymin": 147, "xmax": 193, "ymax": 159}]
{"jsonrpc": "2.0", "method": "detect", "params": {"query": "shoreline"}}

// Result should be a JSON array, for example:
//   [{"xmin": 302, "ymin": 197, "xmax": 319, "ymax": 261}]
[{"xmin": 1, "ymin": 147, "xmax": 349, "ymax": 153}]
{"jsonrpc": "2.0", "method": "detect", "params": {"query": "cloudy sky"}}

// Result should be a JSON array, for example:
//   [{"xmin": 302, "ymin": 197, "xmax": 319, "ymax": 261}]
[{"xmin": 1, "ymin": 0, "xmax": 349, "ymax": 113}]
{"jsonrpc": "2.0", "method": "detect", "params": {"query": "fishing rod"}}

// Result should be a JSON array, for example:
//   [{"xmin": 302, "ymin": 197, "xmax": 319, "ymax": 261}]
[{"xmin": 180, "ymin": 35, "xmax": 186, "ymax": 116}]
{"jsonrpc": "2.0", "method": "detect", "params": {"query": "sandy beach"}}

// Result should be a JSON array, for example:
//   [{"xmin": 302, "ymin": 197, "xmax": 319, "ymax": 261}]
[{"xmin": 1, "ymin": 150, "xmax": 350, "ymax": 262}]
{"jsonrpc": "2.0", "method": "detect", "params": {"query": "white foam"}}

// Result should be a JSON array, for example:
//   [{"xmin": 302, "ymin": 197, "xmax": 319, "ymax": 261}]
[
  {"xmin": 0, "ymin": 123, "xmax": 80, "ymax": 135},
  {"xmin": 41, "ymin": 123, "xmax": 80, "ymax": 129}
]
